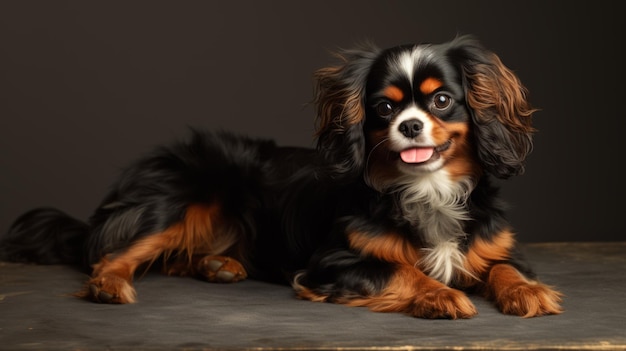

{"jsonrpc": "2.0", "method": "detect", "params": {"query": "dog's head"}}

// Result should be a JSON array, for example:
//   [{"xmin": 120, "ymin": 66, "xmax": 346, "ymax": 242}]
[{"xmin": 314, "ymin": 35, "xmax": 536, "ymax": 190}]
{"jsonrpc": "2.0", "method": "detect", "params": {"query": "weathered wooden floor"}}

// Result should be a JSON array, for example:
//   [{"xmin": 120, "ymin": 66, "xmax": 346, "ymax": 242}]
[{"xmin": 1, "ymin": 242, "xmax": 625, "ymax": 351}]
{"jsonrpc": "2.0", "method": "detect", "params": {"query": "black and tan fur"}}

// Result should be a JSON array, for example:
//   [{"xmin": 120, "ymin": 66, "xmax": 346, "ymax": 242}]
[{"xmin": 0, "ymin": 36, "xmax": 562, "ymax": 318}]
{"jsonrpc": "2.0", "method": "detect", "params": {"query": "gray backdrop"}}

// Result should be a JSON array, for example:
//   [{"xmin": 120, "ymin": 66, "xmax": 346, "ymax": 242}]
[{"xmin": 1, "ymin": 1, "xmax": 623, "ymax": 242}]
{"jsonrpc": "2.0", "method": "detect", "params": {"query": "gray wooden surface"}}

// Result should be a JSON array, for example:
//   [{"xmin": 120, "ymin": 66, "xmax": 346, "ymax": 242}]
[{"xmin": 1, "ymin": 242, "xmax": 625, "ymax": 350}]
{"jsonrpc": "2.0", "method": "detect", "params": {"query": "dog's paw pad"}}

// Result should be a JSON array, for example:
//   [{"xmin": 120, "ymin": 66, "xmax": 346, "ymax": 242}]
[
  {"xmin": 215, "ymin": 270, "xmax": 235, "ymax": 281},
  {"xmin": 197, "ymin": 256, "xmax": 247, "ymax": 283},
  {"xmin": 206, "ymin": 259, "xmax": 226, "ymax": 272},
  {"xmin": 76, "ymin": 275, "xmax": 137, "ymax": 304},
  {"xmin": 89, "ymin": 284, "xmax": 114, "ymax": 303}
]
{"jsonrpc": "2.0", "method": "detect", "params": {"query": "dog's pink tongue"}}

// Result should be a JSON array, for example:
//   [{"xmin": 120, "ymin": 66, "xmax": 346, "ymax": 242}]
[{"xmin": 400, "ymin": 147, "xmax": 434, "ymax": 163}]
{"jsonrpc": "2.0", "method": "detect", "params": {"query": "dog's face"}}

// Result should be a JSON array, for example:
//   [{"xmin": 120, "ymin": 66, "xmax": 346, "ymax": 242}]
[
  {"xmin": 362, "ymin": 44, "xmax": 476, "ymax": 189},
  {"xmin": 314, "ymin": 36, "xmax": 536, "ymax": 189}
]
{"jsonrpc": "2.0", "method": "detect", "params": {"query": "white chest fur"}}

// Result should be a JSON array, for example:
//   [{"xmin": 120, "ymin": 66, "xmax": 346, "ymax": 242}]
[{"xmin": 396, "ymin": 171, "xmax": 474, "ymax": 285}]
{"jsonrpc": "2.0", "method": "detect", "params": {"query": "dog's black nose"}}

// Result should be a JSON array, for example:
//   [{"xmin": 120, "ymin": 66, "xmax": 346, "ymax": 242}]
[{"xmin": 398, "ymin": 119, "xmax": 423, "ymax": 138}]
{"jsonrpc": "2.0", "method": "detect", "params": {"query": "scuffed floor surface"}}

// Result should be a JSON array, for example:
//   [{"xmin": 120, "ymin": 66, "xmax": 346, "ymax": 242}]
[{"xmin": 1, "ymin": 242, "xmax": 625, "ymax": 351}]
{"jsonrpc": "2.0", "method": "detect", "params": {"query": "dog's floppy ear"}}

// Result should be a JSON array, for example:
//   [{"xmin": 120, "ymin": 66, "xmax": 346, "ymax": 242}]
[
  {"xmin": 446, "ymin": 36, "xmax": 538, "ymax": 179},
  {"xmin": 314, "ymin": 44, "xmax": 380, "ymax": 178}
]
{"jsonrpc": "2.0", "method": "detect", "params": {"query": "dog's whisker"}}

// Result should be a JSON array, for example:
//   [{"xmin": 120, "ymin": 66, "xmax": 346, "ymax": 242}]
[{"xmin": 363, "ymin": 137, "xmax": 390, "ymax": 187}]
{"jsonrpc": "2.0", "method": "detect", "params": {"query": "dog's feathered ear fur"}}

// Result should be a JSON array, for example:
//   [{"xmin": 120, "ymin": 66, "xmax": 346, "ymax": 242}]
[
  {"xmin": 314, "ymin": 44, "xmax": 380, "ymax": 178},
  {"xmin": 445, "ymin": 36, "xmax": 538, "ymax": 179}
]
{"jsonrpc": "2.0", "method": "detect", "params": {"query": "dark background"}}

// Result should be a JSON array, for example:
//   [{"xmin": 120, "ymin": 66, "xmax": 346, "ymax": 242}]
[{"xmin": 0, "ymin": 1, "xmax": 623, "ymax": 243}]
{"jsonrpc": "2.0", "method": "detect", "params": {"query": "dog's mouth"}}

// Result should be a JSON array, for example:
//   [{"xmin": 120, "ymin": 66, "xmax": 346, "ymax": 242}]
[{"xmin": 398, "ymin": 140, "xmax": 452, "ymax": 165}]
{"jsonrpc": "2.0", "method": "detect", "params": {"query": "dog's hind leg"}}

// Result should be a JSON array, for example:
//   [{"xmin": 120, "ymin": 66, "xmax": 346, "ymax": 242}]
[{"xmin": 78, "ymin": 203, "xmax": 247, "ymax": 303}]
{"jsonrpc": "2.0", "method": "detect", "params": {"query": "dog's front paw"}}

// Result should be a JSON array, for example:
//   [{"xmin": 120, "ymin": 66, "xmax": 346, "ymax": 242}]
[
  {"xmin": 410, "ymin": 287, "xmax": 477, "ymax": 319},
  {"xmin": 196, "ymin": 255, "xmax": 247, "ymax": 283},
  {"xmin": 76, "ymin": 274, "xmax": 137, "ymax": 304},
  {"xmin": 495, "ymin": 282, "xmax": 563, "ymax": 317}
]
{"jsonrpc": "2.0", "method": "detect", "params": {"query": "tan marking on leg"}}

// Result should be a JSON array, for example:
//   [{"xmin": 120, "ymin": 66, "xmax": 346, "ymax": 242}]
[
  {"xmin": 460, "ymin": 230, "xmax": 516, "ymax": 286},
  {"xmin": 486, "ymin": 263, "xmax": 563, "ymax": 317},
  {"xmin": 310, "ymin": 265, "xmax": 477, "ymax": 319},
  {"xmin": 79, "ymin": 203, "xmax": 236, "ymax": 303},
  {"xmin": 345, "ymin": 266, "xmax": 476, "ymax": 319},
  {"xmin": 347, "ymin": 231, "xmax": 420, "ymax": 265}
]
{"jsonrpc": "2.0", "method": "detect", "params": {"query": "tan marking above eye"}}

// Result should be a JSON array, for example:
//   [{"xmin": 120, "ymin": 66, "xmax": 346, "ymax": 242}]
[
  {"xmin": 420, "ymin": 77, "xmax": 443, "ymax": 95},
  {"xmin": 383, "ymin": 85, "xmax": 404, "ymax": 102}
]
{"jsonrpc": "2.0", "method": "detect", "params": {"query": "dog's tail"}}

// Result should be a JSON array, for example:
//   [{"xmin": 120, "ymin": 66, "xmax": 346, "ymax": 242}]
[{"xmin": 0, "ymin": 207, "xmax": 89, "ymax": 266}]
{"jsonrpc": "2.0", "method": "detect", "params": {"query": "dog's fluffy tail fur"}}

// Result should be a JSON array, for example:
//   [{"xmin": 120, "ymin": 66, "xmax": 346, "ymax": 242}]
[{"xmin": 0, "ymin": 207, "xmax": 89, "ymax": 267}]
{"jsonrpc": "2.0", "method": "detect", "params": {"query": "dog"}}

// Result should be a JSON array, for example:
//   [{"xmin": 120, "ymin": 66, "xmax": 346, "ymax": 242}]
[{"xmin": 0, "ymin": 35, "xmax": 562, "ymax": 319}]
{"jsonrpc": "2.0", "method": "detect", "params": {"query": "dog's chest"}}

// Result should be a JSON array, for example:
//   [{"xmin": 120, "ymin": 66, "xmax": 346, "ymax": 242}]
[{"xmin": 397, "ymin": 173, "xmax": 473, "ymax": 285}]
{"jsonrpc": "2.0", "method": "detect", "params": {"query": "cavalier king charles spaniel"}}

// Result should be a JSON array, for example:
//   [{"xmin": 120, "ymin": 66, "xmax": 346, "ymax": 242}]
[{"xmin": 1, "ymin": 35, "xmax": 563, "ymax": 319}]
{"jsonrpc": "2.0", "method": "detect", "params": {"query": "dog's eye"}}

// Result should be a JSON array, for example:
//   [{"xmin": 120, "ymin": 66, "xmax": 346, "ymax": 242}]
[
  {"xmin": 376, "ymin": 102, "xmax": 394, "ymax": 117},
  {"xmin": 433, "ymin": 93, "xmax": 452, "ymax": 110}
]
